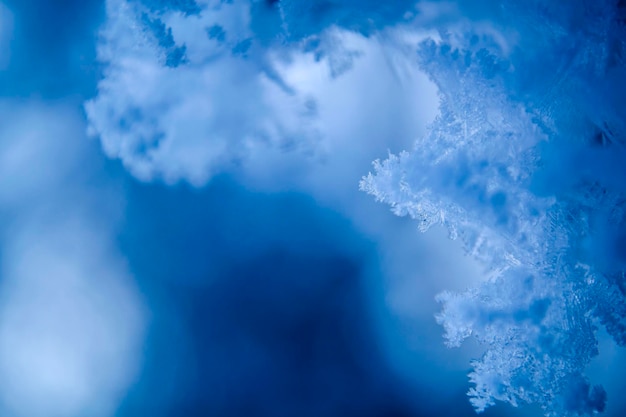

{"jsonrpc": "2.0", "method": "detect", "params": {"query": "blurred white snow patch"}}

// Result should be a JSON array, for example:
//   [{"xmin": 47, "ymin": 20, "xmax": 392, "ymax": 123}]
[
  {"xmin": 0, "ymin": 220, "xmax": 145, "ymax": 417},
  {"xmin": 0, "ymin": 101, "xmax": 146, "ymax": 417},
  {"xmin": 245, "ymin": 25, "xmax": 439, "ymax": 195},
  {"xmin": 86, "ymin": 0, "xmax": 318, "ymax": 185},
  {"xmin": 87, "ymin": 0, "xmax": 443, "ymax": 190},
  {"xmin": 0, "ymin": 2, "xmax": 12, "ymax": 69}
]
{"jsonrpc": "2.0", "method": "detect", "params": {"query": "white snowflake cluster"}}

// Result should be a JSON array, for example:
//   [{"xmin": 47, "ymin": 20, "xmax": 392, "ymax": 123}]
[{"xmin": 362, "ymin": 1, "xmax": 626, "ymax": 415}]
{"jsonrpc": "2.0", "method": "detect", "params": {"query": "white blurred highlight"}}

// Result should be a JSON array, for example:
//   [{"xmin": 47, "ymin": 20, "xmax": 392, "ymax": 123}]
[
  {"xmin": 244, "ymin": 25, "xmax": 440, "ymax": 192},
  {"xmin": 0, "ymin": 102, "xmax": 145, "ymax": 417},
  {"xmin": 0, "ymin": 221, "xmax": 144, "ymax": 417},
  {"xmin": 87, "ymin": 0, "xmax": 317, "ymax": 185}
]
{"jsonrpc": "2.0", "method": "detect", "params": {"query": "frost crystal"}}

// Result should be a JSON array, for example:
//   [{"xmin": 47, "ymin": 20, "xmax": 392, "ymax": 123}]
[
  {"xmin": 84, "ymin": 0, "xmax": 419, "ymax": 185},
  {"xmin": 362, "ymin": 1, "xmax": 626, "ymax": 415}
]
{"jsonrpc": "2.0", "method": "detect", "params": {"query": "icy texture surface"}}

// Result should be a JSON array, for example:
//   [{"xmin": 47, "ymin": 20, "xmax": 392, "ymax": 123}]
[
  {"xmin": 85, "ymin": 0, "xmax": 318, "ymax": 185},
  {"xmin": 362, "ymin": 1, "xmax": 626, "ymax": 415},
  {"xmin": 84, "ymin": 0, "xmax": 417, "ymax": 184}
]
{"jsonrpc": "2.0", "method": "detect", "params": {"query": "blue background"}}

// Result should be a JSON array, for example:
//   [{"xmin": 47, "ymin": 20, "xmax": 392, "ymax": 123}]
[{"xmin": 2, "ymin": 1, "xmax": 613, "ymax": 416}]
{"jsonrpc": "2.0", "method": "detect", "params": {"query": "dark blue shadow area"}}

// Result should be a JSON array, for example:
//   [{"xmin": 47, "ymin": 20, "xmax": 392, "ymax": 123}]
[
  {"xmin": 0, "ymin": 0, "xmax": 104, "ymax": 98},
  {"xmin": 248, "ymin": 0, "xmax": 418, "ymax": 43},
  {"xmin": 116, "ymin": 177, "xmax": 426, "ymax": 417}
]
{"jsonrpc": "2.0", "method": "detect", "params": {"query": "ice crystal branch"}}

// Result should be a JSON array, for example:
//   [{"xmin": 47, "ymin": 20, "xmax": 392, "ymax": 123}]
[{"xmin": 362, "ymin": 1, "xmax": 626, "ymax": 415}]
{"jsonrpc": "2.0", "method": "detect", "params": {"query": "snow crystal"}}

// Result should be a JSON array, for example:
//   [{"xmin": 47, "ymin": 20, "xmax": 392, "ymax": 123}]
[{"xmin": 362, "ymin": 1, "xmax": 626, "ymax": 415}]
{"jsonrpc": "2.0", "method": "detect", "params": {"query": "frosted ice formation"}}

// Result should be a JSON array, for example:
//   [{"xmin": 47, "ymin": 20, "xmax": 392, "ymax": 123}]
[
  {"xmin": 86, "ymin": 0, "xmax": 319, "ymax": 185},
  {"xmin": 85, "ymin": 0, "xmax": 418, "ymax": 185},
  {"xmin": 362, "ymin": 1, "xmax": 626, "ymax": 415}
]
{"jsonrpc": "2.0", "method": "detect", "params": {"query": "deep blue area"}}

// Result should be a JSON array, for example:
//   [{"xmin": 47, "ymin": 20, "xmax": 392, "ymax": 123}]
[
  {"xmin": 116, "ymin": 178, "xmax": 423, "ymax": 416},
  {"xmin": 112, "ymin": 178, "xmax": 524, "ymax": 417},
  {"xmin": 0, "ymin": 0, "xmax": 103, "ymax": 98}
]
